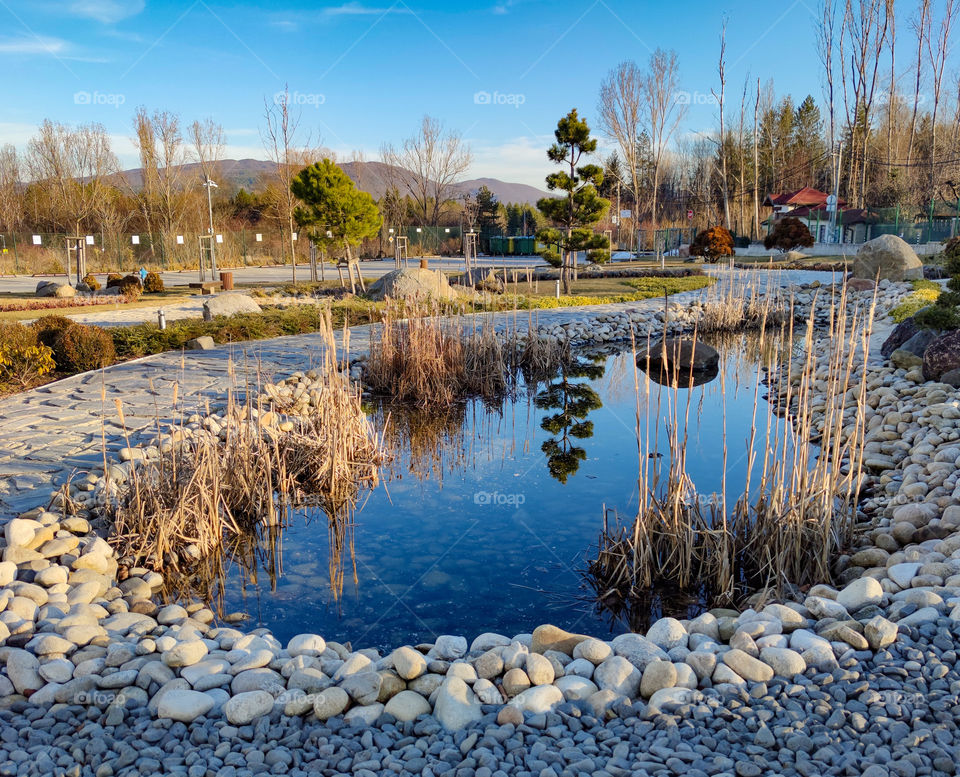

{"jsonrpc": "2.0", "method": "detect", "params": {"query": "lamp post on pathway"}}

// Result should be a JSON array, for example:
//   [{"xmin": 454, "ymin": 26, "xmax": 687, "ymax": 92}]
[{"xmin": 202, "ymin": 177, "xmax": 218, "ymax": 276}]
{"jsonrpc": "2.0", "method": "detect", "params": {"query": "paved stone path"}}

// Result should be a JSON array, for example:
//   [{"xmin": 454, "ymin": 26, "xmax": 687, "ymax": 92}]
[{"xmin": 0, "ymin": 269, "xmax": 837, "ymax": 519}]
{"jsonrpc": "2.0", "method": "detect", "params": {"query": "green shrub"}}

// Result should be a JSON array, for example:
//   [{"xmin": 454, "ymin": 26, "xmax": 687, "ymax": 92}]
[
  {"xmin": 143, "ymin": 271, "xmax": 164, "ymax": 293},
  {"xmin": 82, "ymin": 273, "xmax": 101, "ymax": 291},
  {"xmin": 52, "ymin": 324, "xmax": 116, "ymax": 373},
  {"xmin": 106, "ymin": 273, "xmax": 122, "ymax": 284},
  {"xmin": 914, "ymin": 305, "xmax": 960, "ymax": 331},
  {"xmin": 31, "ymin": 315, "xmax": 76, "ymax": 350},
  {"xmin": 0, "ymin": 322, "xmax": 55, "ymax": 388}
]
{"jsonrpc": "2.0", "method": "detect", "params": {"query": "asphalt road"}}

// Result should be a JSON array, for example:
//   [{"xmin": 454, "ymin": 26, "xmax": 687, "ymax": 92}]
[{"xmin": 0, "ymin": 256, "xmax": 554, "ymax": 295}]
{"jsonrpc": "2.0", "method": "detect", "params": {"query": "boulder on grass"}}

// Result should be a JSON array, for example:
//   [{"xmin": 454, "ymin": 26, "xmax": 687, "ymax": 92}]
[
  {"xmin": 202, "ymin": 294, "xmax": 262, "ymax": 321},
  {"xmin": 35, "ymin": 281, "xmax": 76, "ymax": 298},
  {"xmin": 852, "ymin": 235, "xmax": 923, "ymax": 281},
  {"xmin": 367, "ymin": 268, "xmax": 462, "ymax": 302}
]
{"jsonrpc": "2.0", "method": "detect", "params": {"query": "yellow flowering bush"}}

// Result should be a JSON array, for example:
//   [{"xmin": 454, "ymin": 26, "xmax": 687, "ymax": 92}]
[{"xmin": 0, "ymin": 322, "xmax": 56, "ymax": 389}]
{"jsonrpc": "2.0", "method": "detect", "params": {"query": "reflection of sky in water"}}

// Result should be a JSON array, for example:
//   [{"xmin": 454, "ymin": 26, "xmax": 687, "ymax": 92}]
[{"xmin": 219, "ymin": 335, "xmax": 795, "ymax": 650}]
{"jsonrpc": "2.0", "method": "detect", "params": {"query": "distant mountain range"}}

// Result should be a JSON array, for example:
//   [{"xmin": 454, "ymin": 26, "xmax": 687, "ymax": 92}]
[{"xmin": 116, "ymin": 158, "xmax": 551, "ymax": 205}]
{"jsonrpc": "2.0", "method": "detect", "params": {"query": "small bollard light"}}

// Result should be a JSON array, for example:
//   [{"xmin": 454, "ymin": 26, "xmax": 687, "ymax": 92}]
[
  {"xmin": 157, "ymin": 310, "xmax": 166, "ymax": 330},
  {"xmin": 555, "ymin": 279, "xmax": 560, "ymax": 299}
]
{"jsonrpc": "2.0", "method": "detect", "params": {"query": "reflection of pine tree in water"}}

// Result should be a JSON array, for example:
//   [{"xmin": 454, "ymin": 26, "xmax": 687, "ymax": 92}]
[{"xmin": 535, "ymin": 356, "xmax": 605, "ymax": 483}]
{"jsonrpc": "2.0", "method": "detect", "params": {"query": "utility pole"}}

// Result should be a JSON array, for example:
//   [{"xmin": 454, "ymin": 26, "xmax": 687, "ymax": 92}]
[{"xmin": 203, "ymin": 176, "xmax": 218, "ymax": 275}]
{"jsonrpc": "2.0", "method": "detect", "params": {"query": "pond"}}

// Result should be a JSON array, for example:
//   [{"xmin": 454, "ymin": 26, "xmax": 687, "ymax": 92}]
[{"xmin": 209, "ymin": 332, "xmax": 796, "ymax": 650}]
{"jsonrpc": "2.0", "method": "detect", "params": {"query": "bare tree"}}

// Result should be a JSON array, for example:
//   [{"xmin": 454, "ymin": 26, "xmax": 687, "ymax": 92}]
[
  {"xmin": 926, "ymin": 0, "xmax": 957, "ymax": 201},
  {"xmin": 262, "ymin": 87, "xmax": 316, "ymax": 282},
  {"xmin": 643, "ymin": 48, "xmax": 686, "ymax": 233},
  {"xmin": 817, "ymin": 0, "xmax": 839, "ymax": 158},
  {"xmin": 130, "ymin": 108, "xmax": 191, "ymax": 262},
  {"xmin": 597, "ymin": 61, "xmax": 645, "ymax": 220},
  {"xmin": 839, "ymin": 0, "xmax": 892, "ymax": 206},
  {"xmin": 26, "ymin": 119, "xmax": 118, "ymax": 236},
  {"xmin": 907, "ymin": 0, "xmax": 931, "ymax": 167},
  {"xmin": 753, "ymin": 78, "xmax": 761, "ymax": 239},
  {"xmin": 381, "ymin": 115, "xmax": 472, "ymax": 228},
  {"xmin": 885, "ymin": 0, "xmax": 896, "ymax": 167},
  {"xmin": 190, "ymin": 117, "xmax": 225, "ymax": 184},
  {"xmin": 711, "ymin": 22, "xmax": 731, "ymax": 229},
  {"xmin": 0, "ymin": 145, "xmax": 23, "ymax": 235}
]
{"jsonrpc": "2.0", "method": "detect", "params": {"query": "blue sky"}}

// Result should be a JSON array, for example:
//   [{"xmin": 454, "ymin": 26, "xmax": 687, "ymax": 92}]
[{"xmin": 0, "ymin": 0, "xmax": 826, "ymax": 187}]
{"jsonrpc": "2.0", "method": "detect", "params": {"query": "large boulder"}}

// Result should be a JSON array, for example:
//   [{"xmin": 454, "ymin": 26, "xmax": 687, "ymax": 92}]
[
  {"xmin": 881, "ymin": 318, "xmax": 920, "ymax": 359},
  {"xmin": 922, "ymin": 329, "xmax": 960, "ymax": 381},
  {"xmin": 852, "ymin": 235, "xmax": 923, "ymax": 281},
  {"xmin": 35, "ymin": 281, "xmax": 76, "ymax": 298},
  {"xmin": 367, "ymin": 268, "xmax": 461, "ymax": 302},
  {"xmin": 202, "ymin": 293, "xmax": 262, "ymax": 321}
]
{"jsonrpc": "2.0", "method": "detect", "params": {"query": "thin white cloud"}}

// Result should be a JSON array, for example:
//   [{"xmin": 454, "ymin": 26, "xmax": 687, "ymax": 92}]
[
  {"xmin": 67, "ymin": 0, "xmax": 146, "ymax": 23},
  {"xmin": 323, "ymin": 2, "xmax": 410, "ymax": 16},
  {"xmin": 269, "ymin": 3, "xmax": 411, "ymax": 30},
  {"xmin": 0, "ymin": 36, "xmax": 67, "ymax": 55}
]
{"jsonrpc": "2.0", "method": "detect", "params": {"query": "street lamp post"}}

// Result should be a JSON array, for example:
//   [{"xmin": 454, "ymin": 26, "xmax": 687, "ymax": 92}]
[{"xmin": 202, "ymin": 177, "xmax": 218, "ymax": 276}]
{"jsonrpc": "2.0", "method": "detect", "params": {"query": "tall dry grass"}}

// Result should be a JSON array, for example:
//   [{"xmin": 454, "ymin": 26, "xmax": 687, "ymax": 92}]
[
  {"xmin": 587, "ymin": 281, "xmax": 875, "ymax": 609},
  {"xmin": 107, "ymin": 313, "xmax": 383, "ymax": 600},
  {"xmin": 363, "ymin": 301, "xmax": 568, "ymax": 407}
]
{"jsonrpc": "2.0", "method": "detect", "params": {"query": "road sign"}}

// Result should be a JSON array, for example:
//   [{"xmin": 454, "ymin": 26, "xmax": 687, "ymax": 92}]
[{"xmin": 687, "ymin": 209, "xmax": 693, "ymax": 220}]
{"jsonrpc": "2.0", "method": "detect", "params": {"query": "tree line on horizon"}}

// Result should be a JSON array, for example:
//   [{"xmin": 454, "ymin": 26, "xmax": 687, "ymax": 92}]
[{"xmin": 4, "ymin": 0, "xmax": 960, "ymax": 261}]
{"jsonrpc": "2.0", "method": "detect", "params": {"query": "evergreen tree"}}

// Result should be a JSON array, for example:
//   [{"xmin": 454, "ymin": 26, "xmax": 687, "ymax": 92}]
[
  {"xmin": 535, "ymin": 355, "xmax": 605, "ymax": 483},
  {"xmin": 291, "ymin": 158, "xmax": 382, "ymax": 293},
  {"xmin": 536, "ymin": 109, "xmax": 611, "ymax": 293}
]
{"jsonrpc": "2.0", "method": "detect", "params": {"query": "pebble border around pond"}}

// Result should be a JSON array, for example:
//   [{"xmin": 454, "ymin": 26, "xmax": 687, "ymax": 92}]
[{"xmin": 2, "ymin": 279, "xmax": 960, "ymax": 777}]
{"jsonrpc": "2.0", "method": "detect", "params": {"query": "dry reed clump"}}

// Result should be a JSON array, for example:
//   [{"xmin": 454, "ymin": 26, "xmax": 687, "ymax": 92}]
[
  {"xmin": 696, "ymin": 273, "xmax": 790, "ymax": 333},
  {"xmin": 362, "ymin": 301, "xmax": 568, "ymax": 407},
  {"xmin": 587, "ymin": 283, "xmax": 876, "ymax": 611},
  {"xmin": 106, "ymin": 313, "xmax": 383, "ymax": 597}
]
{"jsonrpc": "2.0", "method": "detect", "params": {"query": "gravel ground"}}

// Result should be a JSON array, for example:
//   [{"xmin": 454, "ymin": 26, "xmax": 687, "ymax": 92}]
[{"xmin": 2, "ymin": 616, "xmax": 957, "ymax": 777}]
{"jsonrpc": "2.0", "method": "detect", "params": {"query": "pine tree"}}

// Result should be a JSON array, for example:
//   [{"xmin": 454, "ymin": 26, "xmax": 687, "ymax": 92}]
[
  {"xmin": 536, "ymin": 109, "xmax": 611, "ymax": 293},
  {"xmin": 291, "ymin": 159, "xmax": 382, "ymax": 293}
]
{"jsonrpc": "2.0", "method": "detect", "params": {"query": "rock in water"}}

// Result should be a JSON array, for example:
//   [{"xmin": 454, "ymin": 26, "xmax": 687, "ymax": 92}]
[
  {"xmin": 852, "ymin": 234, "xmax": 923, "ymax": 281},
  {"xmin": 637, "ymin": 338, "xmax": 720, "ymax": 387},
  {"xmin": 202, "ymin": 293, "xmax": 262, "ymax": 321}
]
